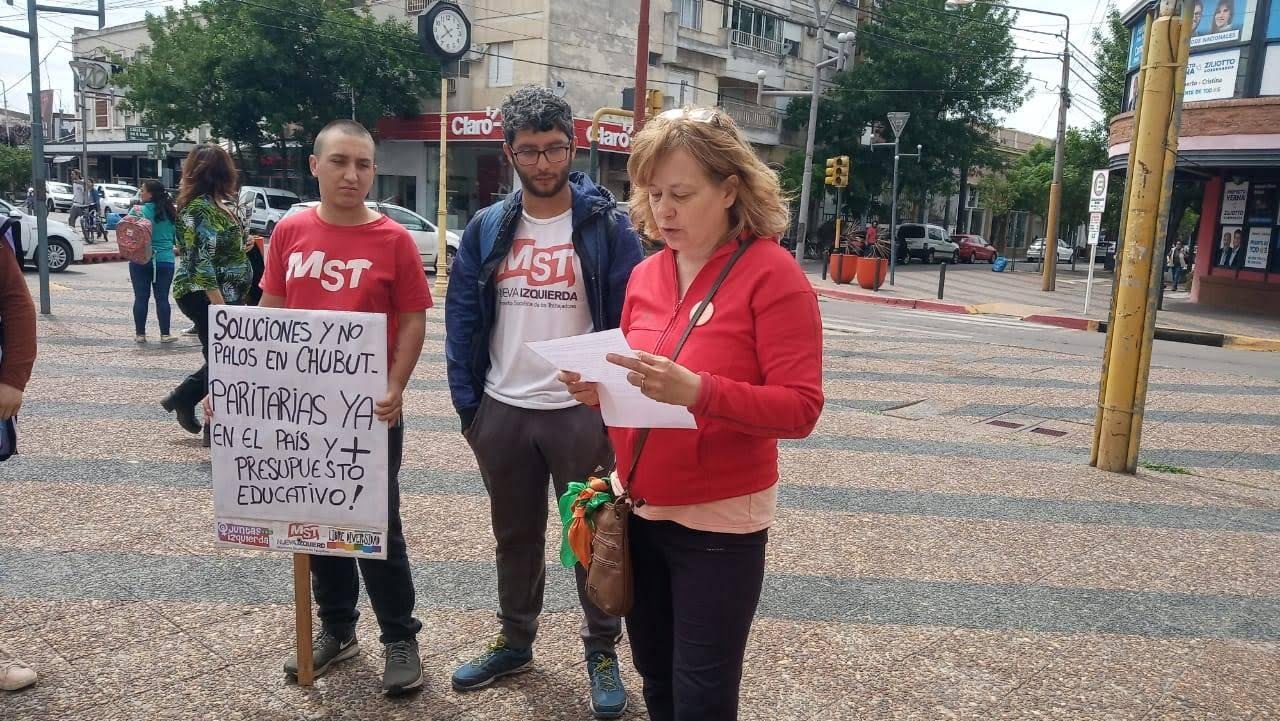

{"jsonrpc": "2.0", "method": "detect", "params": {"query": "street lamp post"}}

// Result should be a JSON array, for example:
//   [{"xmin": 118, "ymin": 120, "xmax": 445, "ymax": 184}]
[
  {"xmin": 945, "ymin": 0, "xmax": 1069, "ymax": 292},
  {"xmin": 755, "ymin": 0, "xmax": 854, "ymax": 263}
]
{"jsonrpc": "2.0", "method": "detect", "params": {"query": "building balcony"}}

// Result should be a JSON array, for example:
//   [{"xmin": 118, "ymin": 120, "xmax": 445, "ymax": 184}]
[
  {"xmin": 729, "ymin": 29, "xmax": 784, "ymax": 56},
  {"xmin": 720, "ymin": 98, "xmax": 780, "ymax": 131}
]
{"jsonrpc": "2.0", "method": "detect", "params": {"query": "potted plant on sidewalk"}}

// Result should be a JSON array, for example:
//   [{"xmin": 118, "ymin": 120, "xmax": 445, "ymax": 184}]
[{"xmin": 856, "ymin": 240, "xmax": 889, "ymax": 290}]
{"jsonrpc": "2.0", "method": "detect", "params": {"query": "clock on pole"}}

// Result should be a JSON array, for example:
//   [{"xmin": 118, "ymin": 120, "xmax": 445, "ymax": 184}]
[
  {"xmin": 418, "ymin": 1, "xmax": 472, "ymax": 61},
  {"xmin": 417, "ymin": 1, "xmax": 472, "ymax": 292}
]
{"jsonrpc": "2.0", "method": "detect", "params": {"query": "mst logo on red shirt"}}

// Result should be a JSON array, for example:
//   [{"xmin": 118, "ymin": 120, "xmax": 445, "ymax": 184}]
[{"xmin": 494, "ymin": 237, "xmax": 576, "ymax": 287}]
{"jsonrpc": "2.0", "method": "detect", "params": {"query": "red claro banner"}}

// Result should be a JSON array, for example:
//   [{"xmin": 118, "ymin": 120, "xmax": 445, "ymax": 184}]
[{"xmin": 377, "ymin": 108, "xmax": 633, "ymax": 153}]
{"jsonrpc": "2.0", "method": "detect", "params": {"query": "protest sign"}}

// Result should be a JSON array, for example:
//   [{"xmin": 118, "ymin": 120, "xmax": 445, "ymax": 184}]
[{"xmin": 209, "ymin": 305, "xmax": 389, "ymax": 559}]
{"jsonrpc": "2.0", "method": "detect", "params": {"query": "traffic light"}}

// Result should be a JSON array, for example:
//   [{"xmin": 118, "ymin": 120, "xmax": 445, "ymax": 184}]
[
  {"xmin": 825, "ymin": 156, "xmax": 850, "ymax": 188},
  {"xmin": 646, "ymin": 89, "xmax": 664, "ymax": 119}
]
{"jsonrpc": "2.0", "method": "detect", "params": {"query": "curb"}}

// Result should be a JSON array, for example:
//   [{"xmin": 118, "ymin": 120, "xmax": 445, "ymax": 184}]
[
  {"xmin": 813, "ymin": 285, "xmax": 972, "ymax": 315},
  {"xmin": 815, "ymin": 282, "xmax": 1280, "ymax": 352}
]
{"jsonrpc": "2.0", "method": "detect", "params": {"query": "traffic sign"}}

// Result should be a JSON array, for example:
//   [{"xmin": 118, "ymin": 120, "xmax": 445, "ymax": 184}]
[
  {"xmin": 147, "ymin": 143, "xmax": 168, "ymax": 161},
  {"xmin": 126, "ymin": 126, "xmax": 156, "ymax": 142},
  {"xmin": 127, "ymin": 126, "xmax": 184, "ymax": 143},
  {"xmin": 1087, "ymin": 212, "xmax": 1102, "ymax": 246},
  {"xmin": 887, "ymin": 112, "xmax": 910, "ymax": 138},
  {"xmin": 1088, "ymin": 169, "xmax": 1110, "ymax": 213}
]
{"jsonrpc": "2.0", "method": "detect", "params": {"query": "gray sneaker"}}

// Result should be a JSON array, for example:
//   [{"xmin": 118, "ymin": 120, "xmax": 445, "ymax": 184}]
[
  {"xmin": 382, "ymin": 639, "xmax": 423, "ymax": 695},
  {"xmin": 283, "ymin": 630, "xmax": 358, "ymax": 679}
]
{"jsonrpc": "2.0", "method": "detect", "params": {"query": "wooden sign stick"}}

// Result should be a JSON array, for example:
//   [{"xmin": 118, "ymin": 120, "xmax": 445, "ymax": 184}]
[{"xmin": 292, "ymin": 553, "xmax": 315, "ymax": 686}]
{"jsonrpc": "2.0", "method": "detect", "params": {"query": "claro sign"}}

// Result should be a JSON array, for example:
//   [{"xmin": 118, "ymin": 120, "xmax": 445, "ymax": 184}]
[{"xmin": 378, "ymin": 108, "xmax": 633, "ymax": 153}]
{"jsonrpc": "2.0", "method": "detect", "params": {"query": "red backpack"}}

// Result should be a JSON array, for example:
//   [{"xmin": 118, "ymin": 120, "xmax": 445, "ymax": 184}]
[{"xmin": 116, "ymin": 205, "xmax": 153, "ymax": 264}]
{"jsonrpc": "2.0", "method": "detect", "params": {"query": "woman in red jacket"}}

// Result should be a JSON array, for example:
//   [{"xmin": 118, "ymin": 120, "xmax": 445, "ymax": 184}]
[{"xmin": 561, "ymin": 107, "xmax": 824, "ymax": 720}]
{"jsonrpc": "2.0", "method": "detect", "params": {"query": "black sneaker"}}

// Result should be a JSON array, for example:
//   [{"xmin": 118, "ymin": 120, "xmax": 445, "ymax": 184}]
[
  {"xmin": 283, "ymin": 630, "xmax": 358, "ymax": 679},
  {"xmin": 382, "ymin": 639, "xmax": 423, "ymax": 696}
]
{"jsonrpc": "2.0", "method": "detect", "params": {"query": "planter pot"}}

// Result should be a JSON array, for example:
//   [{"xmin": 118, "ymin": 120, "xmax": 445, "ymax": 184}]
[
  {"xmin": 857, "ymin": 256, "xmax": 888, "ymax": 290},
  {"xmin": 828, "ymin": 253, "xmax": 858, "ymax": 285}
]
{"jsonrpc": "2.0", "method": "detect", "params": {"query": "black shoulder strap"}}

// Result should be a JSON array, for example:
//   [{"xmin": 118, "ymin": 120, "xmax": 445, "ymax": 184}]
[{"xmin": 622, "ymin": 238, "xmax": 755, "ymax": 490}]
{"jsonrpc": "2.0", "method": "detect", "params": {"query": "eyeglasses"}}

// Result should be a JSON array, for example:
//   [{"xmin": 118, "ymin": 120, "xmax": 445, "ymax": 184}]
[
  {"xmin": 511, "ymin": 146, "xmax": 572, "ymax": 166},
  {"xmin": 656, "ymin": 107, "xmax": 726, "ymax": 126}
]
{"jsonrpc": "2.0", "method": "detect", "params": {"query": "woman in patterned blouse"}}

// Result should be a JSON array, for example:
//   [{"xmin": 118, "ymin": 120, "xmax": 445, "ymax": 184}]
[{"xmin": 162, "ymin": 144, "xmax": 251, "ymax": 445}]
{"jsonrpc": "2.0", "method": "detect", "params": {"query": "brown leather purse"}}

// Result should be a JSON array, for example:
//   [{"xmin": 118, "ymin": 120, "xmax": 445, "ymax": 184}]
[{"xmin": 585, "ymin": 238, "xmax": 754, "ymax": 617}]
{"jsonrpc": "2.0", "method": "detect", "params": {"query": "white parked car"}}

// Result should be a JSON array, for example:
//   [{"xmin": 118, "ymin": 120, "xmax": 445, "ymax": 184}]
[
  {"xmin": 238, "ymin": 186, "xmax": 302, "ymax": 236},
  {"xmin": 96, "ymin": 183, "xmax": 140, "ymax": 215},
  {"xmin": 1026, "ymin": 237, "xmax": 1075, "ymax": 263},
  {"xmin": 280, "ymin": 201, "xmax": 462, "ymax": 272},
  {"xmin": 46, "ymin": 181, "xmax": 75, "ymax": 213},
  {"xmin": 1, "ymin": 199, "xmax": 87, "ymax": 273},
  {"xmin": 896, "ymin": 223, "xmax": 959, "ymax": 264}
]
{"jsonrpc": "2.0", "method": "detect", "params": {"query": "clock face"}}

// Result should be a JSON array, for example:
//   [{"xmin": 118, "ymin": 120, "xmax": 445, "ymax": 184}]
[{"xmin": 432, "ymin": 8, "xmax": 469, "ymax": 56}]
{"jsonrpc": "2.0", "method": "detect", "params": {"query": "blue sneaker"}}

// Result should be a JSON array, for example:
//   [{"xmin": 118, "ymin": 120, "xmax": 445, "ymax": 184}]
[
  {"xmin": 587, "ymin": 651, "xmax": 628, "ymax": 719},
  {"xmin": 451, "ymin": 636, "xmax": 534, "ymax": 691}
]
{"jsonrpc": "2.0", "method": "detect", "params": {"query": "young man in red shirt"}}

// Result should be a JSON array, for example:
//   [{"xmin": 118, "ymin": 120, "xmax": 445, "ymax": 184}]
[{"xmin": 258, "ymin": 120, "xmax": 431, "ymax": 695}]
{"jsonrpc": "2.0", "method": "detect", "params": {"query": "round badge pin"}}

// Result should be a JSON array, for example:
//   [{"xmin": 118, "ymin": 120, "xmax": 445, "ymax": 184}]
[{"xmin": 690, "ymin": 301, "xmax": 714, "ymax": 326}]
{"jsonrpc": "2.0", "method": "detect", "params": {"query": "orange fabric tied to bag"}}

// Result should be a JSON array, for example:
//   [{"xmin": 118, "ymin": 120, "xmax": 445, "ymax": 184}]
[{"xmin": 558, "ymin": 476, "xmax": 613, "ymax": 569}]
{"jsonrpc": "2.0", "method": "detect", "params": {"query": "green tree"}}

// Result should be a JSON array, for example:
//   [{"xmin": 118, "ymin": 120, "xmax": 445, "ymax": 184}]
[
  {"xmin": 0, "ymin": 145, "xmax": 32, "ymax": 197},
  {"xmin": 1002, "ymin": 127, "xmax": 1110, "ymax": 231},
  {"xmin": 116, "ymin": 0, "xmax": 437, "ymax": 182},
  {"xmin": 785, "ymin": 0, "xmax": 1029, "ymax": 222},
  {"xmin": 1092, "ymin": 6, "xmax": 1130, "ymax": 126}
]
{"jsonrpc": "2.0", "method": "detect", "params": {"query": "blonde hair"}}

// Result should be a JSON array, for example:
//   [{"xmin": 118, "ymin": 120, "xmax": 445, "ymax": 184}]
[{"xmin": 626, "ymin": 107, "xmax": 790, "ymax": 243}]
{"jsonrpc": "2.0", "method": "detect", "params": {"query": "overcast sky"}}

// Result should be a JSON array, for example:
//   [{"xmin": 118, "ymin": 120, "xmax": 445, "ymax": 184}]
[{"xmin": 1, "ymin": 0, "xmax": 1119, "ymax": 141}]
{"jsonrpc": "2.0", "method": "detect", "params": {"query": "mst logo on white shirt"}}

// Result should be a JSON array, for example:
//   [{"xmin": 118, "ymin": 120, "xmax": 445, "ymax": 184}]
[
  {"xmin": 495, "ymin": 237, "xmax": 578, "ymax": 294},
  {"xmin": 484, "ymin": 209, "xmax": 593, "ymax": 409},
  {"xmin": 286, "ymin": 251, "xmax": 373, "ymax": 291}
]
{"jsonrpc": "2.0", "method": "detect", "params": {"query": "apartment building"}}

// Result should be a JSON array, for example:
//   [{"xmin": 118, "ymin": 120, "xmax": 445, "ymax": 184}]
[
  {"xmin": 372, "ymin": 0, "xmax": 862, "ymax": 229},
  {"xmin": 42, "ymin": 21, "xmax": 206, "ymax": 188}
]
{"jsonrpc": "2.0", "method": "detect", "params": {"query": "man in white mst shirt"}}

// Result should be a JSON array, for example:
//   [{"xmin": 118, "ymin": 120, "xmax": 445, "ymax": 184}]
[{"xmin": 444, "ymin": 86, "xmax": 644, "ymax": 719}]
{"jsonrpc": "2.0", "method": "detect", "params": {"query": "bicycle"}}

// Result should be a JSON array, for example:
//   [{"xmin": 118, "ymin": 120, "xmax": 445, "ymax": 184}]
[{"xmin": 80, "ymin": 206, "xmax": 108, "ymax": 244}]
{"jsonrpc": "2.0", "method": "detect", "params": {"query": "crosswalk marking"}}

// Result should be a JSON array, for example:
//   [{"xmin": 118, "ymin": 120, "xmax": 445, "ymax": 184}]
[
  {"xmin": 822, "ymin": 319, "xmax": 973, "ymax": 339},
  {"xmin": 910, "ymin": 312, "xmax": 1055, "ymax": 331}
]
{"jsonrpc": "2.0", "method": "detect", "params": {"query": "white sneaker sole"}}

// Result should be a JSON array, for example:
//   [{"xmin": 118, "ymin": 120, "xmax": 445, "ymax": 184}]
[
  {"xmin": 384, "ymin": 668, "xmax": 424, "ymax": 696},
  {"xmin": 590, "ymin": 695, "xmax": 628, "ymax": 720}
]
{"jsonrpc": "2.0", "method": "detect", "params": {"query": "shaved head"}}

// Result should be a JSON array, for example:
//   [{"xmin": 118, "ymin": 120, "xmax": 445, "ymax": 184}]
[{"xmin": 314, "ymin": 119, "xmax": 375, "ymax": 157}]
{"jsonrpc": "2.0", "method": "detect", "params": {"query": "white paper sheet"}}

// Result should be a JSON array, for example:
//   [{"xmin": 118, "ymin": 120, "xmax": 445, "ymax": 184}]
[{"xmin": 526, "ymin": 329, "xmax": 697, "ymax": 429}]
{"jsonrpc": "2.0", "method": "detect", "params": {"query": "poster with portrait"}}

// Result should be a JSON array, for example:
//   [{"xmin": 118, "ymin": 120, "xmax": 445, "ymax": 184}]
[
  {"xmin": 1215, "ymin": 226, "xmax": 1246, "ymax": 268},
  {"xmin": 1245, "ymin": 227, "xmax": 1271, "ymax": 269},
  {"xmin": 1125, "ymin": 73, "xmax": 1140, "ymax": 112},
  {"xmin": 1189, "ymin": 0, "xmax": 1253, "ymax": 49},
  {"xmin": 1248, "ymin": 183, "xmax": 1278, "ymax": 224}
]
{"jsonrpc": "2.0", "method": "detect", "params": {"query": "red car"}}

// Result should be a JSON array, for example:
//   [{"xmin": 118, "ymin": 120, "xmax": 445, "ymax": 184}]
[{"xmin": 952, "ymin": 234, "xmax": 998, "ymax": 264}]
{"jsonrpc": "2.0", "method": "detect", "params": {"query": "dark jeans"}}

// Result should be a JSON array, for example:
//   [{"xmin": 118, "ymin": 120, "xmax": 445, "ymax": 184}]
[
  {"xmin": 129, "ymin": 261, "xmax": 174, "ymax": 336},
  {"xmin": 312, "ymin": 423, "xmax": 421, "ymax": 644},
  {"xmin": 627, "ymin": 517, "xmax": 769, "ymax": 721},
  {"xmin": 246, "ymin": 245, "xmax": 264, "ymax": 307},
  {"xmin": 1171, "ymin": 265, "xmax": 1185, "ymax": 290},
  {"xmin": 172, "ymin": 291, "xmax": 213, "ymax": 407},
  {"xmin": 466, "ymin": 394, "xmax": 622, "ymax": 656}
]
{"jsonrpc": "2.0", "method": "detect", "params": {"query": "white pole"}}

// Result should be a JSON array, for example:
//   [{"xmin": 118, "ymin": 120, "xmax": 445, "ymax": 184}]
[{"xmin": 1084, "ymin": 241, "xmax": 1098, "ymax": 315}]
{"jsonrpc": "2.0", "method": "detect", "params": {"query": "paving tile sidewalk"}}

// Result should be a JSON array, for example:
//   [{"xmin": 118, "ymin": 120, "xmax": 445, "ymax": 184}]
[
  {"xmin": 3, "ymin": 264, "xmax": 1278, "ymax": 720},
  {"xmin": 806, "ymin": 258, "xmax": 1280, "ymax": 342}
]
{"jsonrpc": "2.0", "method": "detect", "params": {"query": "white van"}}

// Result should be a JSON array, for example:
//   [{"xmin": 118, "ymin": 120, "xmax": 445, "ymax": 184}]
[{"xmin": 237, "ymin": 186, "xmax": 301, "ymax": 236}]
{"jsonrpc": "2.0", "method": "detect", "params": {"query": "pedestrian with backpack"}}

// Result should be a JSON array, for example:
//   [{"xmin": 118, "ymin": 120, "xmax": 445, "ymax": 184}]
[{"xmin": 122, "ymin": 180, "xmax": 178, "ymax": 343}]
